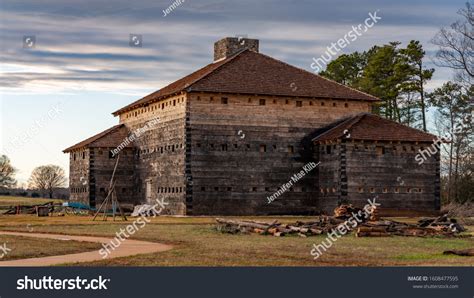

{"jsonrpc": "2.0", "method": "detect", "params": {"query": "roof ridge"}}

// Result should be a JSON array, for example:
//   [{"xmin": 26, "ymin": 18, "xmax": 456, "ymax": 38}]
[
  {"xmin": 112, "ymin": 51, "xmax": 247, "ymax": 115},
  {"xmin": 185, "ymin": 49, "xmax": 248, "ymax": 91},
  {"xmin": 63, "ymin": 124, "xmax": 124, "ymax": 152},
  {"xmin": 255, "ymin": 52, "xmax": 380, "ymax": 101},
  {"xmin": 345, "ymin": 113, "xmax": 368, "ymax": 131},
  {"xmin": 311, "ymin": 113, "xmax": 365, "ymax": 142},
  {"xmin": 313, "ymin": 113, "xmax": 437, "ymax": 143},
  {"xmin": 365, "ymin": 113, "xmax": 437, "ymax": 138}
]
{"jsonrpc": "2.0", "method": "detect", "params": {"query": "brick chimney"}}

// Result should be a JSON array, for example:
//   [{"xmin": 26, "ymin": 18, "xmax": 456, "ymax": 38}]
[{"xmin": 214, "ymin": 37, "xmax": 259, "ymax": 61}]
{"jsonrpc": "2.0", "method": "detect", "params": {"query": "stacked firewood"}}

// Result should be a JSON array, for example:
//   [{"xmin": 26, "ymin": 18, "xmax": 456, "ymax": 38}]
[
  {"xmin": 216, "ymin": 207, "xmax": 466, "ymax": 238},
  {"xmin": 215, "ymin": 218, "xmax": 334, "ymax": 237},
  {"xmin": 356, "ymin": 215, "xmax": 466, "ymax": 237}
]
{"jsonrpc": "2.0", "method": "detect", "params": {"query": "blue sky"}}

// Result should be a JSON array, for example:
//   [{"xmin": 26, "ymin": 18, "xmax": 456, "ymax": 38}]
[{"xmin": 0, "ymin": 0, "xmax": 468, "ymax": 184}]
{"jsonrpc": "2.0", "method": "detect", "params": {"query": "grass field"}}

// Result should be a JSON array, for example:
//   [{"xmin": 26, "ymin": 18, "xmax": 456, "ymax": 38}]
[
  {"xmin": 0, "ymin": 195, "xmax": 64, "ymax": 207},
  {"xmin": 0, "ymin": 234, "xmax": 101, "ymax": 261},
  {"xmin": 0, "ymin": 214, "xmax": 472, "ymax": 266}
]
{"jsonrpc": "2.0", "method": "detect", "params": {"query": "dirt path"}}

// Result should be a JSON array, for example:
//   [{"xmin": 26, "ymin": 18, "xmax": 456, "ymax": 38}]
[{"xmin": 0, "ymin": 231, "xmax": 172, "ymax": 266}]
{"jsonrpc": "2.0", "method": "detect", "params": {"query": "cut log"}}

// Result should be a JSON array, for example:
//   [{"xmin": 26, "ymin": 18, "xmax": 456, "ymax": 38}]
[
  {"xmin": 356, "ymin": 231, "xmax": 390, "ymax": 237},
  {"xmin": 357, "ymin": 226, "xmax": 388, "ymax": 233},
  {"xmin": 443, "ymin": 248, "xmax": 474, "ymax": 256}
]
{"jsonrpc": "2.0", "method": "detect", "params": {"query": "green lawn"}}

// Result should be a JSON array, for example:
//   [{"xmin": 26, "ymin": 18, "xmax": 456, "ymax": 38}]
[{"xmin": 0, "ymin": 215, "xmax": 472, "ymax": 266}]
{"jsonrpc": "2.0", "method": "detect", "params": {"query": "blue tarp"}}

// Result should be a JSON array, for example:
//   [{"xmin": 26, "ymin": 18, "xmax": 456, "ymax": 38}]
[{"xmin": 62, "ymin": 202, "xmax": 95, "ymax": 210}]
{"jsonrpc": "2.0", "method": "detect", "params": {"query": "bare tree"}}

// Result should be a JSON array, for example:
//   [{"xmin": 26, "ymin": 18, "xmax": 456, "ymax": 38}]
[
  {"xmin": 0, "ymin": 155, "xmax": 16, "ymax": 189},
  {"xmin": 429, "ymin": 82, "xmax": 473, "ymax": 203},
  {"xmin": 28, "ymin": 165, "xmax": 67, "ymax": 198},
  {"xmin": 432, "ymin": 2, "xmax": 474, "ymax": 85}
]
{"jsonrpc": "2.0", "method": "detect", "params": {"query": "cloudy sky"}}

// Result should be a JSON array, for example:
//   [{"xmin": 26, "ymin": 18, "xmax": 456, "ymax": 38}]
[{"xmin": 0, "ymin": 0, "xmax": 468, "ymax": 183}]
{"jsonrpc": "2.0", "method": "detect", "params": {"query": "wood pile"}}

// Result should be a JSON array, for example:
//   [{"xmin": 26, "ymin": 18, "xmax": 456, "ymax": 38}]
[
  {"xmin": 2, "ymin": 202, "xmax": 55, "ymax": 215},
  {"xmin": 216, "ymin": 218, "xmax": 333, "ymax": 237},
  {"xmin": 333, "ymin": 204, "xmax": 362, "ymax": 219},
  {"xmin": 357, "ymin": 215, "xmax": 465, "ymax": 237},
  {"xmin": 216, "ymin": 211, "xmax": 466, "ymax": 238}
]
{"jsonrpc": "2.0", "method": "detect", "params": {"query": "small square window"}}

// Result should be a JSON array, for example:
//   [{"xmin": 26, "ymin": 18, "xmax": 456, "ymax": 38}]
[
  {"xmin": 358, "ymin": 187, "xmax": 364, "ymax": 193},
  {"xmin": 221, "ymin": 97, "xmax": 228, "ymax": 104},
  {"xmin": 296, "ymin": 101, "xmax": 302, "ymax": 107},
  {"xmin": 260, "ymin": 144, "xmax": 267, "ymax": 152},
  {"xmin": 227, "ymin": 187, "xmax": 232, "ymax": 191},
  {"xmin": 222, "ymin": 144, "xmax": 228, "ymax": 151},
  {"xmin": 309, "ymin": 101, "xmax": 313, "ymax": 106},
  {"xmin": 259, "ymin": 99, "xmax": 266, "ymax": 105},
  {"xmin": 370, "ymin": 188, "xmax": 375, "ymax": 193},
  {"xmin": 288, "ymin": 146, "xmax": 294, "ymax": 154},
  {"xmin": 326, "ymin": 145, "xmax": 331, "ymax": 154},
  {"xmin": 344, "ymin": 103, "xmax": 349, "ymax": 108},
  {"xmin": 321, "ymin": 102, "xmax": 325, "ymax": 106},
  {"xmin": 376, "ymin": 146, "xmax": 385, "ymax": 155},
  {"xmin": 333, "ymin": 102, "xmax": 337, "ymax": 107},
  {"xmin": 252, "ymin": 187, "xmax": 257, "ymax": 192}
]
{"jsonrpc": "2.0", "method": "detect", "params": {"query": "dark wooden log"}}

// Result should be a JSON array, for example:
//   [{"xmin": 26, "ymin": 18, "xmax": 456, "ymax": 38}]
[{"xmin": 443, "ymin": 248, "xmax": 474, "ymax": 256}]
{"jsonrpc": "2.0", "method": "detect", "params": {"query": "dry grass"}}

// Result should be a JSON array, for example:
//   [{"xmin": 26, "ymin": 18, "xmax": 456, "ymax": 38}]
[
  {"xmin": 0, "ymin": 214, "xmax": 473, "ymax": 266},
  {"xmin": 0, "ymin": 196, "xmax": 64, "ymax": 207},
  {"xmin": 0, "ymin": 234, "xmax": 101, "ymax": 261}
]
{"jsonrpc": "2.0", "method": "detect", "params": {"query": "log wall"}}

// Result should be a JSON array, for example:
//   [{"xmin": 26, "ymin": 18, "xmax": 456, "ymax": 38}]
[
  {"xmin": 119, "ymin": 94, "xmax": 187, "ymax": 214},
  {"xmin": 186, "ymin": 92, "xmax": 371, "ymax": 215},
  {"xmin": 317, "ymin": 139, "xmax": 440, "ymax": 215},
  {"xmin": 68, "ymin": 149, "xmax": 90, "ymax": 205}
]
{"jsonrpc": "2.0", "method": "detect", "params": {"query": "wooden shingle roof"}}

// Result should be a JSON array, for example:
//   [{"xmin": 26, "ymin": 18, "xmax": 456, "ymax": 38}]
[
  {"xmin": 312, "ymin": 113, "xmax": 437, "ymax": 143},
  {"xmin": 112, "ymin": 50, "xmax": 379, "ymax": 115},
  {"xmin": 63, "ymin": 124, "xmax": 131, "ymax": 152}
]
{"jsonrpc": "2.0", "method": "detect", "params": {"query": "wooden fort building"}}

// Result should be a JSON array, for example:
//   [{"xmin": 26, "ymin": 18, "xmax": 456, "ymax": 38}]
[{"xmin": 64, "ymin": 37, "xmax": 440, "ymax": 216}]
